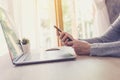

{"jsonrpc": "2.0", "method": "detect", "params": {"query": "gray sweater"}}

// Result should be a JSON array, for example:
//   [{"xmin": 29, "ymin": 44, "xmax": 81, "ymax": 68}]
[{"xmin": 84, "ymin": 15, "xmax": 120, "ymax": 57}]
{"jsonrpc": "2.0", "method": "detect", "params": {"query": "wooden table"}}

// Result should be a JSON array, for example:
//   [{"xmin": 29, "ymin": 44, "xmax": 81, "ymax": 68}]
[{"xmin": 0, "ymin": 53, "xmax": 120, "ymax": 80}]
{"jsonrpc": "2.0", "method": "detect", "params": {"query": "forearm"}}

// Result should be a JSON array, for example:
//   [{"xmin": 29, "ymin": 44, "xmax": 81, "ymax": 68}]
[
  {"xmin": 90, "ymin": 41, "xmax": 120, "ymax": 57},
  {"xmin": 81, "ymin": 15, "xmax": 120, "ymax": 44},
  {"xmin": 82, "ymin": 25, "xmax": 120, "ymax": 43},
  {"xmin": 82, "ymin": 37, "xmax": 105, "ymax": 43}
]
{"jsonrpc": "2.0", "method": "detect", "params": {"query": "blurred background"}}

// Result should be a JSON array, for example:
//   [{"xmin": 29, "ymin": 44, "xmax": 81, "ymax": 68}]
[{"xmin": 0, "ymin": 0, "xmax": 119, "ymax": 56}]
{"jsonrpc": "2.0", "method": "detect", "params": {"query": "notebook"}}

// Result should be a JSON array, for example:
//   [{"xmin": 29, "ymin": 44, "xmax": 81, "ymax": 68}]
[{"xmin": 0, "ymin": 9, "xmax": 76, "ymax": 66}]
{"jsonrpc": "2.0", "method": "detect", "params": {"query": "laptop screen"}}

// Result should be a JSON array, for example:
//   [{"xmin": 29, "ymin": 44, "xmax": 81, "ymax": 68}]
[{"xmin": 0, "ymin": 8, "xmax": 23, "ymax": 60}]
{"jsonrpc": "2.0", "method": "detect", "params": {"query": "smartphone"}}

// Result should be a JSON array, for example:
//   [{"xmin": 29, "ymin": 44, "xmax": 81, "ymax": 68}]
[
  {"xmin": 54, "ymin": 25, "xmax": 62, "ymax": 32},
  {"xmin": 54, "ymin": 25, "xmax": 72, "ymax": 41}
]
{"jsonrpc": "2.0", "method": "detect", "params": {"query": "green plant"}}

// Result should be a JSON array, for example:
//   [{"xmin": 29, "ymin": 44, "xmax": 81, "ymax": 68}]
[{"xmin": 22, "ymin": 38, "xmax": 29, "ymax": 45}]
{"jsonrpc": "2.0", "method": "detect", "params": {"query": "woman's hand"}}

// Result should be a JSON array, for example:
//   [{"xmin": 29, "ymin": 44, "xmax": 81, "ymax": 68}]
[
  {"xmin": 66, "ymin": 40, "xmax": 90, "ymax": 55},
  {"xmin": 59, "ymin": 32, "xmax": 90, "ymax": 55},
  {"xmin": 59, "ymin": 32, "xmax": 74, "ymax": 45}
]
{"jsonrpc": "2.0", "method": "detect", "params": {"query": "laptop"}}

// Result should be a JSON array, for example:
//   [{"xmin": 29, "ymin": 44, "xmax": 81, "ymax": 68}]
[{"xmin": 0, "ymin": 9, "xmax": 76, "ymax": 66}]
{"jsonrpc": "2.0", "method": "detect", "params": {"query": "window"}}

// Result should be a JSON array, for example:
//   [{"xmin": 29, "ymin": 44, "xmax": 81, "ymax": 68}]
[
  {"xmin": 0, "ymin": 0, "xmax": 96, "ymax": 55},
  {"xmin": 12, "ymin": 0, "xmax": 57, "ymax": 51},
  {"xmin": 62, "ymin": 0, "xmax": 95, "ymax": 39}
]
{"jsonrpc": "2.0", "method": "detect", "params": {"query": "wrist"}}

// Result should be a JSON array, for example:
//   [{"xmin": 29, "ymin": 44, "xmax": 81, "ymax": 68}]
[{"xmin": 80, "ymin": 41, "xmax": 91, "ymax": 55}]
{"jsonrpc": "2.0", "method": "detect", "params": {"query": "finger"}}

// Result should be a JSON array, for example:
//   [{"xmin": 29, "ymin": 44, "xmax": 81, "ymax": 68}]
[
  {"xmin": 64, "ymin": 38, "xmax": 69, "ymax": 45},
  {"xmin": 62, "ymin": 34, "xmax": 68, "ymax": 42},
  {"xmin": 61, "ymin": 42, "xmax": 65, "ymax": 46},
  {"xmin": 66, "ymin": 41, "xmax": 73, "ymax": 46},
  {"xmin": 61, "ymin": 38, "xmax": 69, "ymax": 46},
  {"xmin": 59, "ymin": 32, "xmax": 65, "ymax": 40}
]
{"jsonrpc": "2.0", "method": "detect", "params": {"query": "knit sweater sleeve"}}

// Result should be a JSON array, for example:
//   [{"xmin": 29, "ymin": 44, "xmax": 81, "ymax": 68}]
[
  {"xmin": 82, "ymin": 15, "xmax": 120, "ymax": 57},
  {"xmin": 90, "ymin": 41, "xmax": 120, "ymax": 57}
]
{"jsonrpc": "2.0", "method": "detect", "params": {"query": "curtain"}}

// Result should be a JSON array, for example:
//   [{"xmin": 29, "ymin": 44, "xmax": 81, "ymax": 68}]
[
  {"xmin": 0, "ymin": 0, "xmax": 9, "ymax": 56},
  {"xmin": 0, "ymin": 0, "xmax": 58, "ymax": 55},
  {"xmin": 61, "ymin": 0, "xmax": 110, "ymax": 39},
  {"xmin": 0, "ymin": 0, "xmax": 110, "ymax": 55},
  {"xmin": 93, "ymin": 0, "xmax": 110, "ymax": 36},
  {"xmin": 12, "ymin": 0, "xmax": 58, "ymax": 50}
]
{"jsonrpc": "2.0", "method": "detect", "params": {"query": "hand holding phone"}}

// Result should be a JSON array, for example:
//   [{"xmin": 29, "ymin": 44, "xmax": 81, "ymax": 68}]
[{"xmin": 54, "ymin": 25, "xmax": 72, "ymax": 41}]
